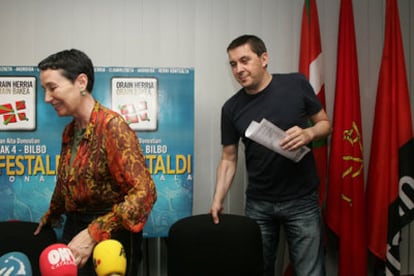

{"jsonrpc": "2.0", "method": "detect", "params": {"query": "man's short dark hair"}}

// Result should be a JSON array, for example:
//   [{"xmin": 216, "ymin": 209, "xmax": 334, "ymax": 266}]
[{"xmin": 227, "ymin": 35, "xmax": 267, "ymax": 57}]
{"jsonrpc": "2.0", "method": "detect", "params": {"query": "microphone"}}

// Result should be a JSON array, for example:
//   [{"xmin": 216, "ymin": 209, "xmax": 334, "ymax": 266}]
[
  {"xmin": 93, "ymin": 239, "xmax": 126, "ymax": 276},
  {"xmin": 0, "ymin": 251, "xmax": 32, "ymax": 275},
  {"xmin": 39, "ymin": 243, "xmax": 77, "ymax": 276}
]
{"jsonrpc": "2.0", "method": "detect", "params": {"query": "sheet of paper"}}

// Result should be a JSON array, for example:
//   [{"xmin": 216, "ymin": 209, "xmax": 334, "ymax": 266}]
[{"xmin": 245, "ymin": 118, "xmax": 310, "ymax": 162}]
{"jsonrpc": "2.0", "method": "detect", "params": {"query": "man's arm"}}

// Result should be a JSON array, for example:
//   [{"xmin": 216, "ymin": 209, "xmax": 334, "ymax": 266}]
[
  {"xmin": 308, "ymin": 108, "xmax": 332, "ymax": 140},
  {"xmin": 280, "ymin": 109, "xmax": 332, "ymax": 151},
  {"xmin": 210, "ymin": 144, "xmax": 238, "ymax": 224}
]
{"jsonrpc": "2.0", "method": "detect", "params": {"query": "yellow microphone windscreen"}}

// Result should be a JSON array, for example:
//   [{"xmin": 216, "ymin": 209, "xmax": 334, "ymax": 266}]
[{"xmin": 93, "ymin": 239, "xmax": 126, "ymax": 276}]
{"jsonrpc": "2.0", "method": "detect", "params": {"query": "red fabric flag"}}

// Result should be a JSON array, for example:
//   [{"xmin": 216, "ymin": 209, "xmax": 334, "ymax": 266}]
[
  {"xmin": 366, "ymin": 0, "xmax": 414, "ymax": 274},
  {"xmin": 298, "ymin": 0, "xmax": 327, "ymax": 206},
  {"xmin": 325, "ymin": 0, "xmax": 367, "ymax": 275},
  {"xmin": 283, "ymin": 2, "xmax": 326, "ymax": 275}
]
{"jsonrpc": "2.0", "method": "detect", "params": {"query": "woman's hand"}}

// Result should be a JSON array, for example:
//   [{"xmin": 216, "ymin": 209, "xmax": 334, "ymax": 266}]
[
  {"xmin": 68, "ymin": 228, "xmax": 97, "ymax": 268},
  {"xmin": 33, "ymin": 222, "xmax": 45, "ymax": 236}
]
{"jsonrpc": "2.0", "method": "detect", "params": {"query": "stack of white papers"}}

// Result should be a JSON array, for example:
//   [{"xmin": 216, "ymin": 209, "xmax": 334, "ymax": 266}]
[{"xmin": 245, "ymin": 118, "xmax": 310, "ymax": 162}]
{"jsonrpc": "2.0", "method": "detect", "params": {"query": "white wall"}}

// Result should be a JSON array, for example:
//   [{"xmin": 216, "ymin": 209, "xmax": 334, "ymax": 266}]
[{"xmin": 1, "ymin": 0, "xmax": 413, "ymax": 274}]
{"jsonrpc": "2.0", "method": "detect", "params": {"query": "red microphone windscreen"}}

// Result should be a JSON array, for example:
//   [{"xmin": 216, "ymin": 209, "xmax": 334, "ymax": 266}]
[{"xmin": 39, "ymin": 243, "xmax": 77, "ymax": 276}]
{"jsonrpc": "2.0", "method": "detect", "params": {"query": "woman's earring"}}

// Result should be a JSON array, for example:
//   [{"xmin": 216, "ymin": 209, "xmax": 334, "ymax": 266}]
[{"xmin": 80, "ymin": 89, "xmax": 86, "ymax": 96}]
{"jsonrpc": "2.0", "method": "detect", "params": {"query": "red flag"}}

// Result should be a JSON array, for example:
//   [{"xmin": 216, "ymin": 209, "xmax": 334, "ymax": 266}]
[
  {"xmin": 325, "ymin": 0, "xmax": 367, "ymax": 275},
  {"xmin": 366, "ymin": 0, "xmax": 414, "ymax": 274},
  {"xmin": 298, "ymin": 0, "xmax": 327, "ymax": 206},
  {"xmin": 282, "ymin": 2, "xmax": 327, "ymax": 275}
]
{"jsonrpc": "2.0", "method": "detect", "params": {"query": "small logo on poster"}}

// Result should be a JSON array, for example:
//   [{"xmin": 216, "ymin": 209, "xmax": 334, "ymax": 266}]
[
  {"xmin": 111, "ymin": 77, "xmax": 158, "ymax": 131},
  {"xmin": 0, "ymin": 77, "xmax": 36, "ymax": 131}
]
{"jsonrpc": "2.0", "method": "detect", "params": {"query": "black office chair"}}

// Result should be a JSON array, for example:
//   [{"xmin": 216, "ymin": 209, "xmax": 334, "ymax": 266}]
[
  {"xmin": 0, "ymin": 221, "xmax": 57, "ymax": 276},
  {"xmin": 167, "ymin": 213, "xmax": 263, "ymax": 276}
]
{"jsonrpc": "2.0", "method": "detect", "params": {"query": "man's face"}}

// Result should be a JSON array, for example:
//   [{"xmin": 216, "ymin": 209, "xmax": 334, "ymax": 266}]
[{"xmin": 228, "ymin": 44, "xmax": 268, "ymax": 94}]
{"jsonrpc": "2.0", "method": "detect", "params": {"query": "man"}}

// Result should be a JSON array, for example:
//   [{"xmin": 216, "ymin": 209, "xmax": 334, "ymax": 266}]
[{"xmin": 209, "ymin": 35, "xmax": 331, "ymax": 276}]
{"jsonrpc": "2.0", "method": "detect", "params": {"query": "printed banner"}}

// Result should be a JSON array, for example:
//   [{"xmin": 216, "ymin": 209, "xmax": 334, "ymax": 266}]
[
  {"xmin": 111, "ymin": 77, "xmax": 158, "ymax": 131},
  {"xmin": 0, "ymin": 66, "xmax": 194, "ymax": 238},
  {"xmin": 0, "ymin": 76, "xmax": 36, "ymax": 131}
]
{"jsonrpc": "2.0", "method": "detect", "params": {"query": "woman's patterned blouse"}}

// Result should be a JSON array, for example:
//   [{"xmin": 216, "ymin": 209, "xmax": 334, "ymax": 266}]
[{"xmin": 40, "ymin": 101, "xmax": 157, "ymax": 242}]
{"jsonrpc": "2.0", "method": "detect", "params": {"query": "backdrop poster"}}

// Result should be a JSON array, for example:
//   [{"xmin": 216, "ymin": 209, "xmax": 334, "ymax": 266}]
[{"xmin": 0, "ymin": 66, "xmax": 194, "ymax": 238}]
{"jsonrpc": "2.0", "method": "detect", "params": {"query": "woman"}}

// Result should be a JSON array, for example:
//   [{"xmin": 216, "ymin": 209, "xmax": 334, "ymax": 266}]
[{"xmin": 34, "ymin": 49, "xmax": 157, "ymax": 275}]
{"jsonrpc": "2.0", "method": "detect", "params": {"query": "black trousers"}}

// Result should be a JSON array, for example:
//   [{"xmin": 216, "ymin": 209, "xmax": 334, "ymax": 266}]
[{"xmin": 63, "ymin": 211, "xmax": 143, "ymax": 276}]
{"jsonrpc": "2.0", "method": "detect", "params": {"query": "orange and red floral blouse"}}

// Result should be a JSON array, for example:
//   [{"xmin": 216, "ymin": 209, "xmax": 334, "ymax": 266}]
[{"xmin": 40, "ymin": 101, "xmax": 157, "ymax": 242}]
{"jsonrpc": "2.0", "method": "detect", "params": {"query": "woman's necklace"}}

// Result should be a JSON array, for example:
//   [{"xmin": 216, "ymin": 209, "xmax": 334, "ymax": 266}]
[
  {"xmin": 73, "ymin": 127, "xmax": 85, "ymax": 146},
  {"xmin": 70, "ymin": 127, "xmax": 85, "ymax": 165}
]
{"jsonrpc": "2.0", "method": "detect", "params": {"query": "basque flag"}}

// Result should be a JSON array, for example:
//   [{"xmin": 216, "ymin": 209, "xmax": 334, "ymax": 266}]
[{"xmin": 298, "ymin": 0, "xmax": 328, "ymax": 206}]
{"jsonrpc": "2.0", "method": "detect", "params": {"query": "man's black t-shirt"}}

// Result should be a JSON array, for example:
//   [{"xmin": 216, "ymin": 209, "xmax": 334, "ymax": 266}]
[{"xmin": 221, "ymin": 73, "xmax": 322, "ymax": 202}]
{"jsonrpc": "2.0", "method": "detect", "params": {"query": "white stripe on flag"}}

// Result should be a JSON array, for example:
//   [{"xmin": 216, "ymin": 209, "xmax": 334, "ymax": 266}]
[{"xmin": 309, "ymin": 52, "xmax": 323, "ymax": 95}]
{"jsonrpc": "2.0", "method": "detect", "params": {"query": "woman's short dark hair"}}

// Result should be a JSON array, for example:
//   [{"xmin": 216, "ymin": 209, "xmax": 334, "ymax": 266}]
[
  {"xmin": 38, "ymin": 49, "xmax": 95, "ymax": 92},
  {"xmin": 227, "ymin": 34, "xmax": 267, "ymax": 57}
]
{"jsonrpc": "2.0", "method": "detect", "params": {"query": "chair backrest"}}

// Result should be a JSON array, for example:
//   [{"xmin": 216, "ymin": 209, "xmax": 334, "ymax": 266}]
[
  {"xmin": 0, "ymin": 221, "xmax": 57, "ymax": 276},
  {"xmin": 167, "ymin": 213, "xmax": 263, "ymax": 276}
]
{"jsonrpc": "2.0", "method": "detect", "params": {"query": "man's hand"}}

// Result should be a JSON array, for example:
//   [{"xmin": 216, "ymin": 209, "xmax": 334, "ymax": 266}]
[
  {"xmin": 209, "ymin": 200, "xmax": 224, "ymax": 224},
  {"xmin": 280, "ymin": 126, "xmax": 313, "ymax": 151}
]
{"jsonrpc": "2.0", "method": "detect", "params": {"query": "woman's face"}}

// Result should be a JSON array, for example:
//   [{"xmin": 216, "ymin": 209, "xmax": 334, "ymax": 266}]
[{"xmin": 40, "ymin": 69, "xmax": 83, "ymax": 117}]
